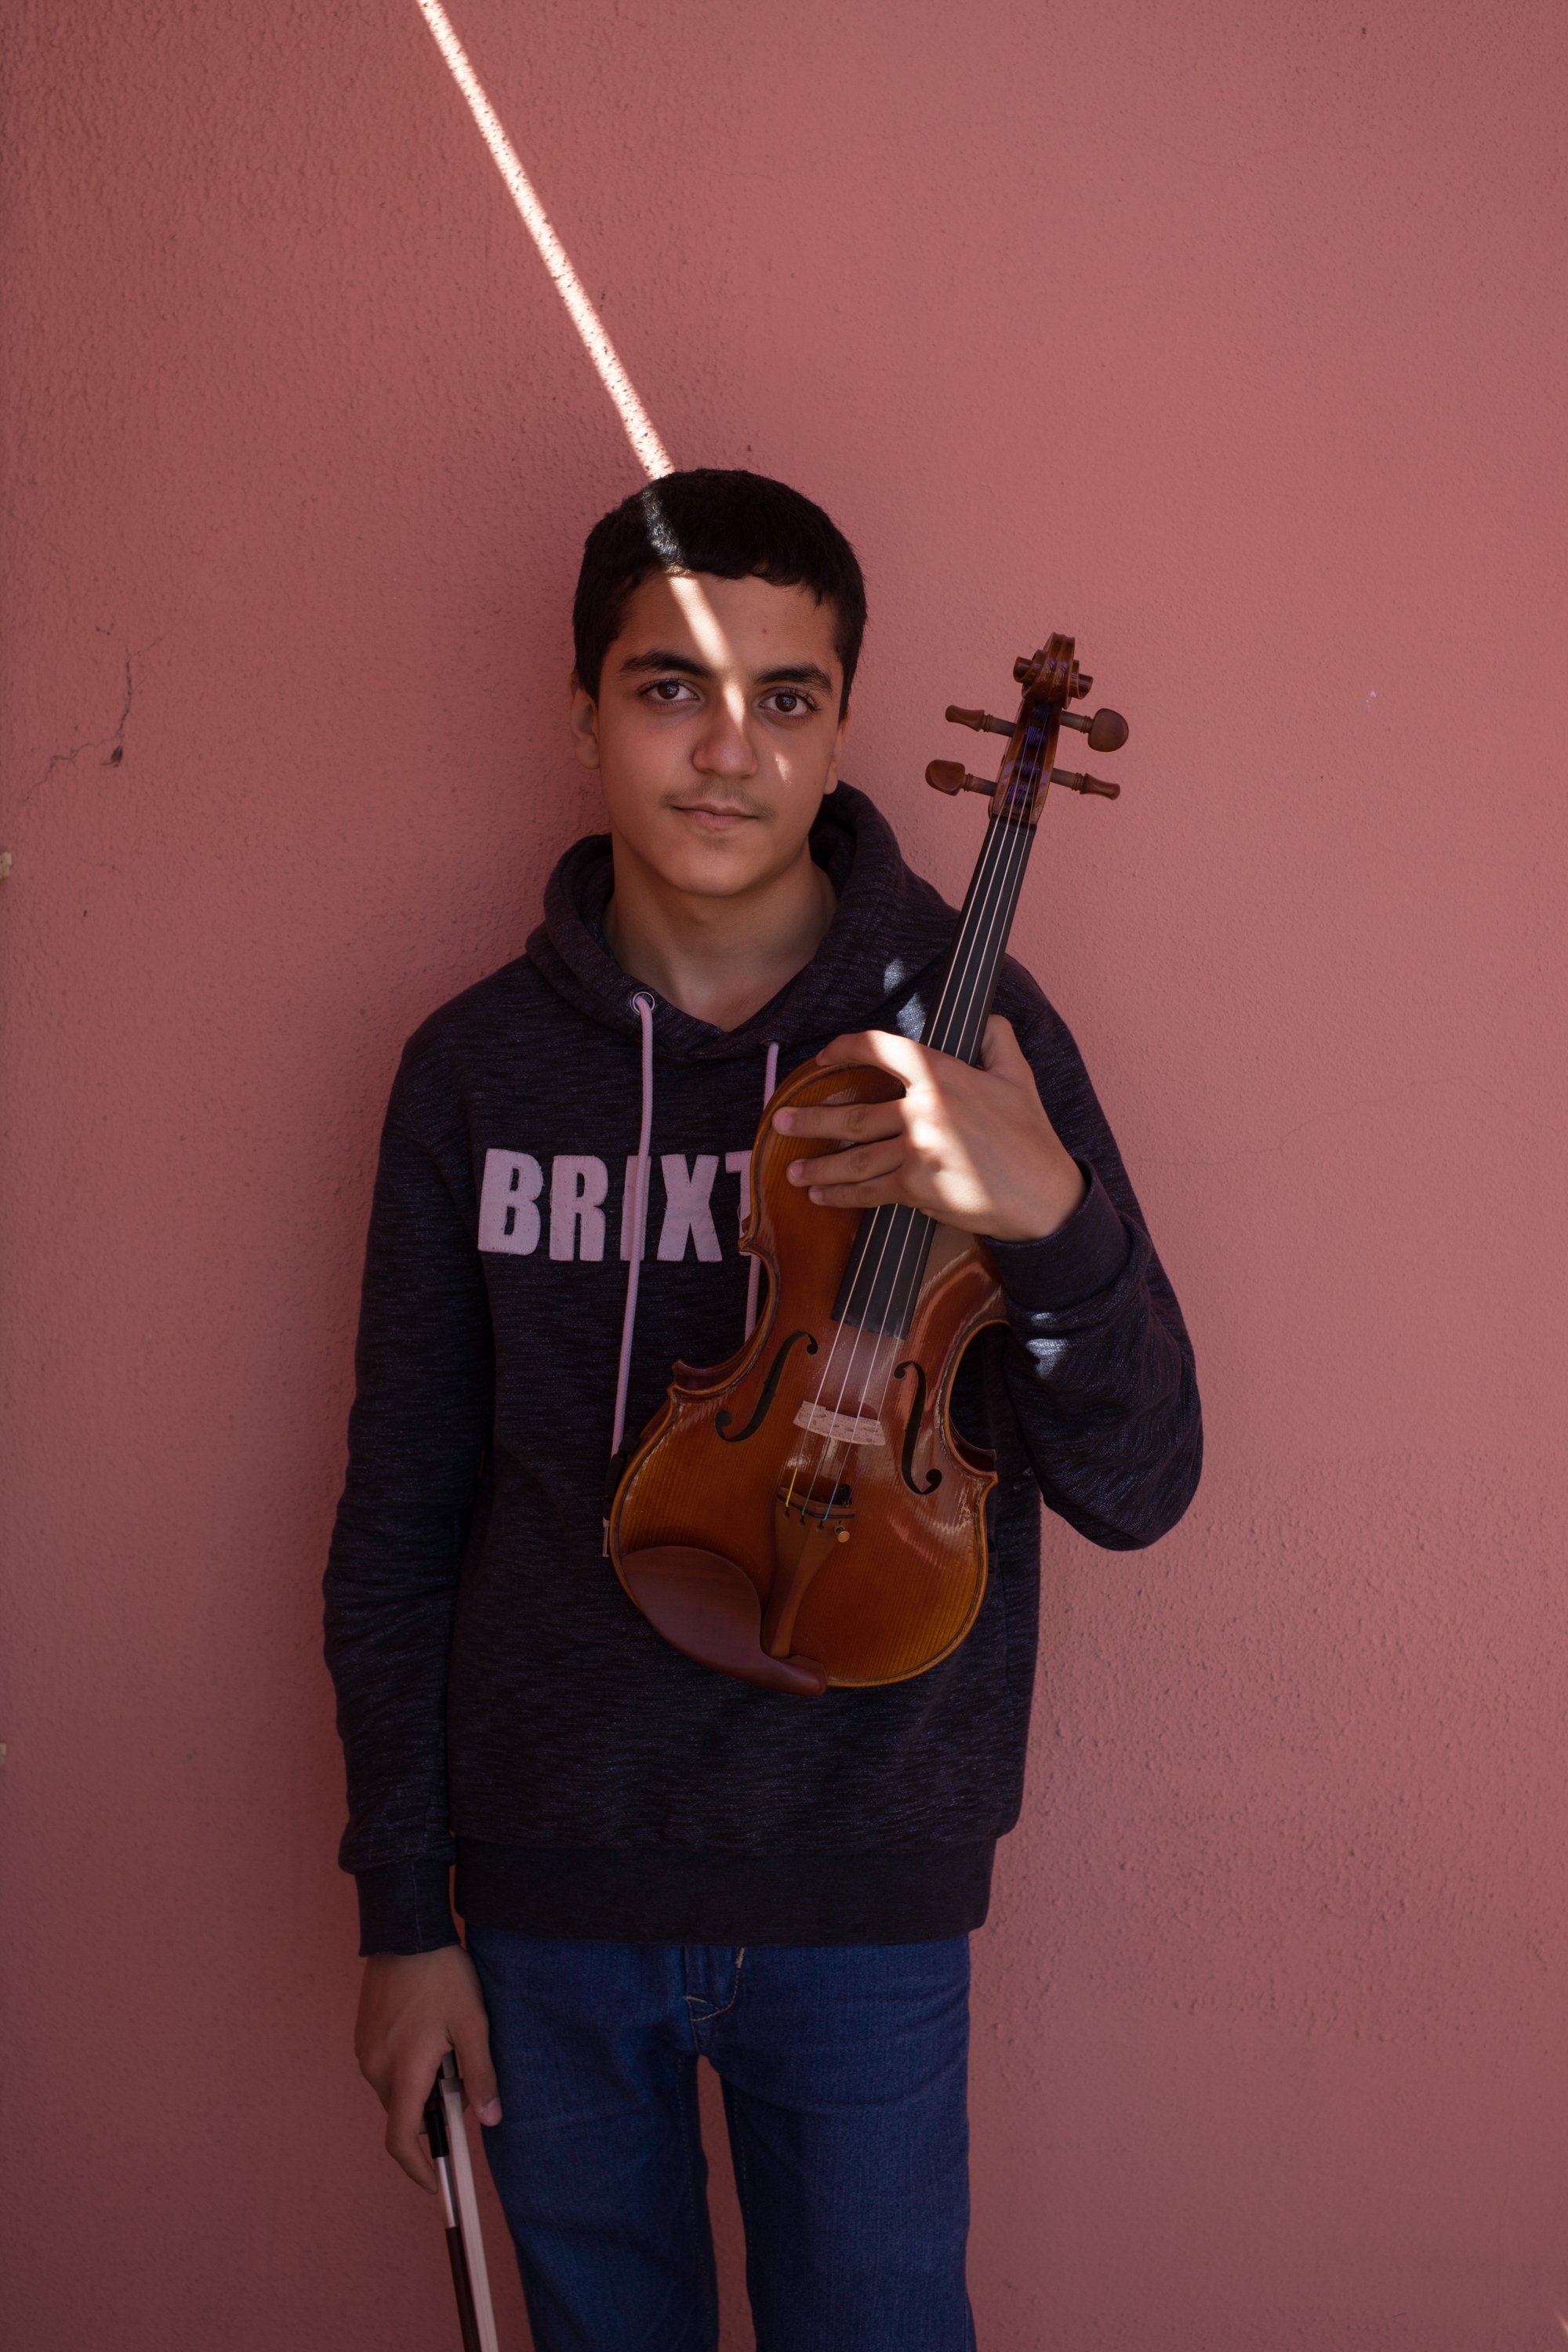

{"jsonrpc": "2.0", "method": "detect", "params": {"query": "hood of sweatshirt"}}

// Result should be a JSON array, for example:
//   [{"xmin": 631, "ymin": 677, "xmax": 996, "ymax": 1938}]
[{"xmin": 524, "ymin": 781, "xmax": 962, "ymax": 1055}]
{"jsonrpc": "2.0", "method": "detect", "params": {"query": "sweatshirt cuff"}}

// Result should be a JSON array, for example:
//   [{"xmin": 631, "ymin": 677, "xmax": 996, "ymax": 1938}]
[
  {"xmin": 983, "ymin": 1163, "xmax": 1130, "ymax": 1313},
  {"xmin": 354, "ymin": 1858, "xmax": 461, "ymax": 1957}
]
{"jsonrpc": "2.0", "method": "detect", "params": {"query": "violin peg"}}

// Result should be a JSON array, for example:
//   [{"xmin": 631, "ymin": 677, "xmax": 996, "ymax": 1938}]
[
  {"xmin": 927, "ymin": 760, "xmax": 991, "ymax": 796},
  {"xmin": 1059, "ymin": 706, "xmax": 1129, "ymax": 753},
  {"xmin": 1050, "ymin": 767, "xmax": 1121, "ymax": 800},
  {"xmin": 946, "ymin": 706, "xmax": 1014, "ymax": 738}
]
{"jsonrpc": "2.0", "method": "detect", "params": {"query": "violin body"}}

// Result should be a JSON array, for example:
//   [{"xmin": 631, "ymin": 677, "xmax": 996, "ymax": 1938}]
[
  {"xmin": 609, "ymin": 630, "xmax": 1127, "ymax": 1695},
  {"xmin": 609, "ymin": 1059, "xmax": 1006, "ymax": 1693}
]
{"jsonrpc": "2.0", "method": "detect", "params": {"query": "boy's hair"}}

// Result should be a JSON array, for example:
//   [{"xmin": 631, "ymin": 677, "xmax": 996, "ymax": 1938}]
[{"xmin": 572, "ymin": 468, "xmax": 866, "ymax": 714}]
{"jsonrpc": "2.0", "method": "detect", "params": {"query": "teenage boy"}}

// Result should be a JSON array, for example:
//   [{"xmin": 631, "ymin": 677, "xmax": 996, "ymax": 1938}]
[{"xmin": 325, "ymin": 469, "xmax": 1200, "ymax": 2352}]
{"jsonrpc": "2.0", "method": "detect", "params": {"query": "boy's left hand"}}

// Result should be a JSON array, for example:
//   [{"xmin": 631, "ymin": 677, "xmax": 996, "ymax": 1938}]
[{"xmin": 773, "ymin": 1015, "xmax": 1087, "ymax": 1243}]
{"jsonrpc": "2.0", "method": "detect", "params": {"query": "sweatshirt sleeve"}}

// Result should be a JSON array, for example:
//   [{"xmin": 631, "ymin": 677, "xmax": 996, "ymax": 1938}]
[
  {"xmin": 980, "ymin": 976, "xmax": 1202, "ymax": 1549},
  {"xmin": 322, "ymin": 1058, "xmax": 493, "ymax": 1955}
]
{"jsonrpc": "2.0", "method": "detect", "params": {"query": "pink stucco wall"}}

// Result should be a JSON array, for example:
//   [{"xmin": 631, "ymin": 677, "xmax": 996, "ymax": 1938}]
[{"xmin": 3, "ymin": 3, "xmax": 1565, "ymax": 2344}]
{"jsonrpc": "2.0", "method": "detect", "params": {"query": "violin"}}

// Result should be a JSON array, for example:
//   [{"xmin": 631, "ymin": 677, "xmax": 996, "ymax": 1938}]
[{"xmin": 608, "ymin": 633, "xmax": 1127, "ymax": 1694}]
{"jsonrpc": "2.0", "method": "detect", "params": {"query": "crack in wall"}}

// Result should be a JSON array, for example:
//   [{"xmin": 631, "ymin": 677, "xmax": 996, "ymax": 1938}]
[{"xmin": 20, "ymin": 633, "xmax": 160, "ymax": 810}]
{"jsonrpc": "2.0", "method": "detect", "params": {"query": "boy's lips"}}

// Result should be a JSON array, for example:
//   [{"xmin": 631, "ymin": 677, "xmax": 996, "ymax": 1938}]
[{"xmin": 670, "ymin": 802, "xmax": 758, "ymax": 829}]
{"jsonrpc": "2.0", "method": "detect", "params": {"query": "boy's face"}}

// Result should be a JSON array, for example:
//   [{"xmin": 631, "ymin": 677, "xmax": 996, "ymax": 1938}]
[{"xmin": 570, "ymin": 570, "xmax": 848, "ymax": 901}]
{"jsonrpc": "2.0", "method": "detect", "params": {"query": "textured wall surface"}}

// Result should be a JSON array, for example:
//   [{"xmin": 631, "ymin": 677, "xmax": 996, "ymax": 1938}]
[{"xmin": 3, "ymin": 2, "xmax": 1565, "ymax": 2345}]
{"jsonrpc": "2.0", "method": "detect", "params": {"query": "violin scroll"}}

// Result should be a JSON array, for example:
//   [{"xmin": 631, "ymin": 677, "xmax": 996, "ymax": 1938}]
[
  {"xmin": 931, "ymin": 633, "xmax": 1129, "ymax": 821},
  {"xmin": 1013, "ymin": 643, "xmax": 1087, "ymax": 699}
]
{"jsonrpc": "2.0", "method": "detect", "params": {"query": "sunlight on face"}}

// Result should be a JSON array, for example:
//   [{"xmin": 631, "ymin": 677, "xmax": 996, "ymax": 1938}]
[
  {"xmin": 571, "ymin": 572, "xmax": 848, "ymax": 902},
  {"xmin": 664, "ymin": 574, "xmax": 748, "ymax": 731}
]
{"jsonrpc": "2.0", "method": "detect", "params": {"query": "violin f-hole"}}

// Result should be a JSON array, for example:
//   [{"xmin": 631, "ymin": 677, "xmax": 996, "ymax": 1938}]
[
  {"xmin": 894, "ymin": 1359, "xmax": 943, "ymax": 1495},
  {"xmin": 714, "ymin": 1328, "xmax": 817, "ymax": 1443}
]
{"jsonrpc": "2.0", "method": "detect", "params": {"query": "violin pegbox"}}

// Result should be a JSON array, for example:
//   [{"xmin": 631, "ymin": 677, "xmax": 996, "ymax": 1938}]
[{"xmin": 927, "ymin": 632, "xmax": 1130, "ymax": 811}]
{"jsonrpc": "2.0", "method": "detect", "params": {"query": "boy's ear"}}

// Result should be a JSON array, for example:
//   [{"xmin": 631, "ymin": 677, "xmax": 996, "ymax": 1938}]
[{"xmin": 568, "ymin": 673, "xmax": 602, "ymax": 771}]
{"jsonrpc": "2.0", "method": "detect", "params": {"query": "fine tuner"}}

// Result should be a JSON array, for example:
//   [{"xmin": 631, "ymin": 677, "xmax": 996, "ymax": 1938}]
[{"xmin": 925, "ymin": 662, "xmax": 1129, "ymax": 808}]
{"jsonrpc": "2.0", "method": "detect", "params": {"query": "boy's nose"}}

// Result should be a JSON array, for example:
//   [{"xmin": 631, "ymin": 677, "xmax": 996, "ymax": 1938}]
[{"xmin": 693, "ymin": 701, "xmax": 758, "ymax": 776}]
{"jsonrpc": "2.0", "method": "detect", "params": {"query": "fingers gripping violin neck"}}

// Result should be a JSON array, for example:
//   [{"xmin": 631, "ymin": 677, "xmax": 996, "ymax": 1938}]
[{"xmin": 608, "ymin": 632, "xmax": 1127, "ymax": 1693}]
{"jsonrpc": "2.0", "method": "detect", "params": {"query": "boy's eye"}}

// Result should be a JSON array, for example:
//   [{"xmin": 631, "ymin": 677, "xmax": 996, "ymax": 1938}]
[
  {"xmin": 764, "ymin": 689, "xmax": 815, "ymax": 716},
  {"xmin": 643, "ymin": 677, "xmax": 696, "ymax": 704}
]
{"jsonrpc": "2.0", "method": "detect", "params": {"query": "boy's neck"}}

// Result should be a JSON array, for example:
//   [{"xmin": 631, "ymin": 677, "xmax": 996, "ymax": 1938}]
[{"xmin": 601, "ymin": 829, "xmax": 837, "ymax": 1033}]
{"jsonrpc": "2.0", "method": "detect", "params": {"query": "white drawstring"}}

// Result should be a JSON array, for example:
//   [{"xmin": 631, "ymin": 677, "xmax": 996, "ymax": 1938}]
[
  {"xmin": 604, "ymin": 1011, "xmax": 776, "ymax": 1555},
  {"xmin": 610, "ymin": 993, "xmax": 657, "ymax": 1461},
  {"xmin": 743, "ymin": 1041, "xmax": 780, "ymax": 1338}
]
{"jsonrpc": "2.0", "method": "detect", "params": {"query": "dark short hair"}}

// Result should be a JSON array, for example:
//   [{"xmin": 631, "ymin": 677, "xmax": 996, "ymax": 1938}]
[{"xmin": 572, "ymin": 468, "xmax": 866, "ymax": 713}]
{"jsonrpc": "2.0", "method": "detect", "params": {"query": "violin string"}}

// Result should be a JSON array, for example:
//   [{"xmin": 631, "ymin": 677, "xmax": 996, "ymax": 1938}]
[
  {"xmin": 869, "ymin": 736, "xmax": 1052, "ymax": 1392},
  {"xmin": 784, "ymin": 695, "xmax": 1051, "ymax": 1526},
  {"xmin": 803, "ymin": 803, "xmax": 1033, "ymax": 1508},
  {"xmin": 800, "ymin": 811, "xmax": 1021, "ymax": 1462},
  {"xmin": 820, "ymin": 813, "xmax": 1034, "ymax": 1520},
  {"xmin": 833, "ymin": 814, "xmax": 1022, "ymax": 1345},
  {"xmin": 851, "ymin": 782, "xmax": 1036, "ymax": 1326},
  {"xmin": 780, "ymin": 818, "xmax": 1011, "ymax": 1515},
  {"xmin": 848, "ymin": 794, "xmax": 1040, "ymax": 1472},
  {"xmin": 800, "ymin": 783, "xmax": 1041, "ymax": 1521},
  {"xmin": 846, "ymin": 800, "xmax": 1044, "ymax": 1439}
]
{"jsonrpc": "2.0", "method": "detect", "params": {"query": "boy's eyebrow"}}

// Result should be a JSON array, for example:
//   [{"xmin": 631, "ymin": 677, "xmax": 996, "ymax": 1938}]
[
  {"xmin": 619, "ymin": 648, "xmax": 712, "ymax": 677},
  {"xmin": 619, "ymin": 649, "xmax": 836, "ymax": 694}
]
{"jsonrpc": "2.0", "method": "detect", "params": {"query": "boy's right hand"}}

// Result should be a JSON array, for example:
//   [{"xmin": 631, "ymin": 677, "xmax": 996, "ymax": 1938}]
[{"xmin": 354, "ymin": 1945, "xmax": 502, "ymax": 2190}]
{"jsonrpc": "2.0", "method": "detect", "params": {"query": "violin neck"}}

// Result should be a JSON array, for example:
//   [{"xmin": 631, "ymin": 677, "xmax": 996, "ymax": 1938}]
[
  {"xmin": 829, "ymin": 811, "xmax": 1039, "ymax": 1341},
  {"xmin": 921, "ymin": 813, "xmax": 1039, "ymax": 1065}
]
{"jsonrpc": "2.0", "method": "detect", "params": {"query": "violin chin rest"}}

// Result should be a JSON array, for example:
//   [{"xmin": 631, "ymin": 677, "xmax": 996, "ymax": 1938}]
[{"xmin": 619, "ymin": 1546, "xmax": 828, "ymax": 1697}]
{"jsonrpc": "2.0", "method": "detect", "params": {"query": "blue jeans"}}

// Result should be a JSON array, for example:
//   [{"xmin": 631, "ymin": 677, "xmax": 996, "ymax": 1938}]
[{"xmin": 465, "ymin": 1927, "xmax": 975, "ymax": 2352}]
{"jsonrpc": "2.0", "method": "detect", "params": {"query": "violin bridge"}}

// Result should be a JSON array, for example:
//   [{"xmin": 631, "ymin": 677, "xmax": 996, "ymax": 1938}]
[{"xmin": 791, "ymin": 1401, "xmax": 885, "ymax": 1447}]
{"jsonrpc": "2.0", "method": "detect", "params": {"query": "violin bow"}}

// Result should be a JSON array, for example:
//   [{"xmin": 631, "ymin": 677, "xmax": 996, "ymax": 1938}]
[{"xmin": 422, "ymin": 2053, "xmax": 502, "ymax": 2352}]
